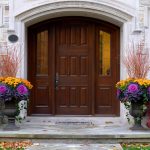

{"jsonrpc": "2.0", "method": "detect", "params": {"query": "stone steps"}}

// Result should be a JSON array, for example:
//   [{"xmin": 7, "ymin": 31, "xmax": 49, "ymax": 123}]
[
  {"xmin": 0, "ymin": 133, "xmax": 150, "ymax": 143},
  {"xmin": 0, "ymin": 117, "xmax": 150, "ymax": 143}
]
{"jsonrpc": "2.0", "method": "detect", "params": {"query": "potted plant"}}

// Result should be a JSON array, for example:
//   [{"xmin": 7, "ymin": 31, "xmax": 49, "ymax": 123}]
[
  {"xmin": 116, "ymin": 78, "xmax": 150, "ymax": 130},
  {"xmin": 0, "ymin": 77, "xmax": 33, "ymax": 130},
  {"xmin": 116, "ymin": 41, "xmax": 150, "ymax": 130},
  {"xmin": 0, "ymin": 43, "xmax": 33, "ymax": 130}
]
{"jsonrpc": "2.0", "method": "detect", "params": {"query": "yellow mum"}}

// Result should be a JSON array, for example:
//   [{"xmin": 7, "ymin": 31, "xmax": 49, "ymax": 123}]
[
  {"xmin": 116, "ymin": 78, "xmax": 150, "ymax": 89},
  {"xmin": 0, "ymin": 77, "xmax": 33, "ymax": 89}
]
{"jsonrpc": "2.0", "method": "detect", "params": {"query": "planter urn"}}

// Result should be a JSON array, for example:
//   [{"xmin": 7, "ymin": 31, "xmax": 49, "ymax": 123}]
[
  {"xmin": 2, "ymin": 98, "xmax": 20, "ymax": 131},
  {"xmin": 129, "ymin": 101, "xmax": 146, "ymax": 130}
]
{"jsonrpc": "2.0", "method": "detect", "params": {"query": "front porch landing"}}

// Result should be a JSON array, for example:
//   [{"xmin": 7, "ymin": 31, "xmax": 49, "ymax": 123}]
[{"xmin": 0, "ymin": 117, "xmax": 150, "ymax": 143}]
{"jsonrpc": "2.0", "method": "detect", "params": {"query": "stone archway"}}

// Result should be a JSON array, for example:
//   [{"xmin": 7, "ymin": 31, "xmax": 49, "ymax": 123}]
[
  {"xmin": 15, "ymin": 0, "xmax": 134, "ymax": 26},
  {"xmin": 12, "ymin": 0, "xmax": 134, "ymax": 117}
]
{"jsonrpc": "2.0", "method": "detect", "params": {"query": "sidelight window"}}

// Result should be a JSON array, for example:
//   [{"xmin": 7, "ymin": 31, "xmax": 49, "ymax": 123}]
[{"xmin": 99, "ymin": 31, "xmax": 111, "ymax": 76}]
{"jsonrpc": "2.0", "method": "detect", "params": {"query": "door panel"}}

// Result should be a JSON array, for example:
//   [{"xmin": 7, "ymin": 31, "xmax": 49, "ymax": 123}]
[
  {"xmin": 95, "ymin": 27, "xmax": 120, "ymax": 115},
  {"xmin": 28, "ymin": 27, "xmax": 53, "ymax": 115},
  {"xmin": 55, "ymin": 21, "xmax": 92, "ymax": 115}
]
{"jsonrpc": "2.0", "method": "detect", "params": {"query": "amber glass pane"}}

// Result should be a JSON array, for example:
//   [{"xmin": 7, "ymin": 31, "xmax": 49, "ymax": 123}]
[
  {"xmin": 37, "ymin": 30, "xmax": 48, "ymax": 74},
  {"xmin": 99, "ymin": 31, "xmax": 111, "ymax": 76}
]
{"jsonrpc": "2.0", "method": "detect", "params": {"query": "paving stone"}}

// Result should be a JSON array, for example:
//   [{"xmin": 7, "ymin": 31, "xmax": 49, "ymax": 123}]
[{"xmin": 26, "ymin": 144, "xmax": 123, "ymax": 150}]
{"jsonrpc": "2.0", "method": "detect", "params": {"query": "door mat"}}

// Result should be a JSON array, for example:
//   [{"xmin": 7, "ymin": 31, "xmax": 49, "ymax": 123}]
[{"xmin": 55, "ymin": 121, "xmax": 96, "ymax": 129}]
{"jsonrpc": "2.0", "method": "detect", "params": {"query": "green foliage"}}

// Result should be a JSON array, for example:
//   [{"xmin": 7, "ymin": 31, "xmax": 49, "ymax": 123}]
[
  {"xmin": 123, "ymin": 146, "xmax": 150, "ymax": 150},
  {"xmin": 124, "ymin": 102, "xmax": 131, "ymax": 123},
  {"xmin": 123, "ymin": 101, "xmax": 148, "ymax": 124},
  {"xmin": 122, "ymin": 143, "xmax": 150, "ymax": 150}
]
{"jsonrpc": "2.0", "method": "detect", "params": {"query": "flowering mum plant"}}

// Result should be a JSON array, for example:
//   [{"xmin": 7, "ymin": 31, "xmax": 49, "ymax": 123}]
[
  {"xmin": 0, "ymin": 84, "xmax": 12, "ymax": 101},
  {"xmin": 0, "ymin": 77, "xmax": 33, "ymax": 101},
  {"xmin": 117, "ymin": 40, "xmax": 150, "ymax": 128},
  {"xmin": 116, "ymin": 78, "xmax": 150, "ymax": 124},
  {"xmin": 116, "ymin": 78, "xmax": 150, "ymax": 103}
]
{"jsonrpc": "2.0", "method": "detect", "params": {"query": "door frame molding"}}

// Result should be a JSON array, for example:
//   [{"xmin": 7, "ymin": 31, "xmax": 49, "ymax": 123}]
[{"xmin": 27, "ymin": 17, "xmax": 120, "ymax": 116}]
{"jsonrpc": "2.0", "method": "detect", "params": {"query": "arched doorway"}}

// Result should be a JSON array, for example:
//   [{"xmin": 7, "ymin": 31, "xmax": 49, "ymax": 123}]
[{"xmin": 28, "ymin": 17, "xmax": 120, "ymax": 116}]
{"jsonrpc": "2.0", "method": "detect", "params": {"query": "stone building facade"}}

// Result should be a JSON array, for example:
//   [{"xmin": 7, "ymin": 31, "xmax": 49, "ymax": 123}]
[
  {"xmin": 0, "ymin": 0, "xmax": 150, "ymax": 124},
  {"xmin": 0, "ymin": 0, "xmax": 9, "ymax": 52}
]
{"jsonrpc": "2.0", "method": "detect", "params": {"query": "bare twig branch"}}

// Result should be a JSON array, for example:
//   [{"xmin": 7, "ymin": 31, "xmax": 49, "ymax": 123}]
[
  {"xmin": 123, "ymin": 40, "xmax": 150, "ymax": 78},
  {"xmin": 0, "ymin": 44, "xmax": 22, "ymax": 77}
]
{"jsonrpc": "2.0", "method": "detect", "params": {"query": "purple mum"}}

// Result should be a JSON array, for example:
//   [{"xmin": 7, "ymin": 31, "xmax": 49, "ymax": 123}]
[
  {"xmin": 117, "ymin": 89, "xmax": 121, "ymax": 98},
  {"xmin": 124, "ymin": 83, "xmax": 143, "ymax": 102},
  {"xmin": 15, "ymin": 84, "xmax": 29, "ymax": 100},
  {"xmin": 116, "ymin": 89, "xmax": 126, "ymax": 102},
  {"xmin": 0, "ymin": 85, "xmax": 7, "ymax": 94},
  {"xmin": 147, "ymin": 87, "xmax": 150, "ymax": 100},
  {"xmin": 148, "ymin": 87, "xmax": 150, "ymax": 95},
  {"xmin": 127, "ymin": 83, "xmax": 139, "ymax": 93},
  {"xmin": 0, "ymin": 84, "xmax": 12, "ymax": 101},
  {"xmin": 16, "ymin": 84, "xmax": 28, "ymax": 95}
]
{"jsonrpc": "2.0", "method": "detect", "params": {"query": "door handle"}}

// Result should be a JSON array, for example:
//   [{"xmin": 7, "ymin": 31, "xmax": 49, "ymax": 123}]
[{"xmin": 55, "ymin": 73, "xmax": 59, "ymax": 89}]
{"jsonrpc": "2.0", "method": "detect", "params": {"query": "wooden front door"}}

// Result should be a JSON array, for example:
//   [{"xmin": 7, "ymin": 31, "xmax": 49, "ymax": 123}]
[
  {"xmin": 55, "ymin": 20, "xmax": 93, "ymax": 115},
  {"xmin": 28, "ymin": 17, "xmax": 120, "ymax": 116}
]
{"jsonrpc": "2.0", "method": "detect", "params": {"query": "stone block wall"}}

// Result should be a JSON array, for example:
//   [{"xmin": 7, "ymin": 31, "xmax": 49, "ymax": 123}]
[
  {"xmin": 0, "ymin": 0, "xmax": 9, "ymax": 54},
  {"xmin": 139, "ymin": 0, "xmax": 150, "ymax": 47},
  {"xmin": 0, "ymin": 0, "xmax": 150, "ymax": 124}
]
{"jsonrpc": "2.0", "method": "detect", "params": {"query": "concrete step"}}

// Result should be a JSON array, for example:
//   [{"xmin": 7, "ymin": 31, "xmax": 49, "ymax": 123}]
[
  {"xmin": 26, "ymin": 143, "xmax": 123, "ymax": 150},
  {"xmin": 0, "ymin": 117, "xmax": 150, "ymax": 143}
]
